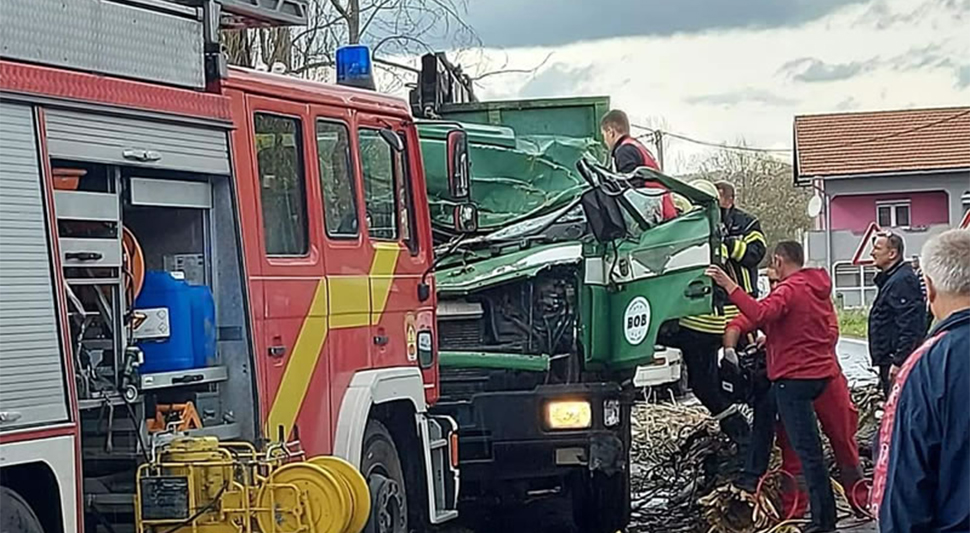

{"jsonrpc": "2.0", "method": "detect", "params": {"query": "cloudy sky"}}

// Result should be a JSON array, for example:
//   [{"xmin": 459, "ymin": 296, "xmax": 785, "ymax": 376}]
[{"xmin": 429, "ymin": 0, "xmax": 970, "ymax": 173}]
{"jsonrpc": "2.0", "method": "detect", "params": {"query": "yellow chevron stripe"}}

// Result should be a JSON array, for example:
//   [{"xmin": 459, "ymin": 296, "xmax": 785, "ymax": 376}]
[
  {"xmin": 329, "ymin": 275, "xmax": 370, "ymax": 329},
  {"xmin": 370, "ymin": 243, "xmax": 401, "ymax": 325},
  {"xmin": 267, "ymin": 243, "xmax": 402, "ymax": 439},
  {"xmin": 265, "ymin": 278, "xmax": 329, "ymax": 440}
]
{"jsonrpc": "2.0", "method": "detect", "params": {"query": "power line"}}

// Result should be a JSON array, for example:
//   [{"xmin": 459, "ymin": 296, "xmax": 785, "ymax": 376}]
[
  {"xmin": 632, "ymin": 107, "xmax": 970, "ymax": 156},
  {"xmin": 631, "ymin": 124, "xmax": 793, "ymax": 154}
]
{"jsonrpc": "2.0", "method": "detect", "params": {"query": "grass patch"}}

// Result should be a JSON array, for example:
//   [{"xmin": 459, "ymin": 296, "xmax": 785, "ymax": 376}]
[{"xmin": 838, "ymin": 307, "xmax": 869, "ymax": 339}]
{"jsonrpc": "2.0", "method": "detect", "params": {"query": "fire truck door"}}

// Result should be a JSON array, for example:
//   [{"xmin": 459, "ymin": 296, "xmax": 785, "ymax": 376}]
[
  {"xmin": 356, "ymin": 115, "xmax": 435, "ymax": 375},
  {"xmin": 246, "ymin": 98, "xmax": 331, "ymax": 449},
  {"xmin": 310, "ymin": 107, "xmax": 373, "ymax": 434}
]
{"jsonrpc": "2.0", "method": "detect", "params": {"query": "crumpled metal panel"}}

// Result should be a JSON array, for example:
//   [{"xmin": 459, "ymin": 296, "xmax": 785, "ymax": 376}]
[
  {"xmin": 1, "ymin": 0, "xmax": 204, "ymax": 89},
  {"xmin": 419, "ymin": 122, "xmax": 605, "ymax": 230}
]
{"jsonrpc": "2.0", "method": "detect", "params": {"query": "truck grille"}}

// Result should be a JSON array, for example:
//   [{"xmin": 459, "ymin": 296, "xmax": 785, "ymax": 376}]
[{"xmin": 438, "ymin": 319, "xmax": 484, "ymax": 350}]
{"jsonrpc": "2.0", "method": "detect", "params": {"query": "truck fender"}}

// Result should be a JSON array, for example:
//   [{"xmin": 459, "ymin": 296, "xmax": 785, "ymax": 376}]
[{"xmin": 332, "ymin": 367, "xmax": 428, "ymax": 468}]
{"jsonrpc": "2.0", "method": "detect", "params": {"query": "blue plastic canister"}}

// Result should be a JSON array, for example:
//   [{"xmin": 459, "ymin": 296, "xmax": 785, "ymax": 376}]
[
  {"xmin": 188, "ymin": 285, "xmax": 217, "ymax": 367},
  {"xmin": 135, "ymin": 271, "xmax": 196, "ymax": 373}
]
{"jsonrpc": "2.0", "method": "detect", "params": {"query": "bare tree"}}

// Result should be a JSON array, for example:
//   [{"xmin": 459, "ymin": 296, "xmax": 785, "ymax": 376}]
[
  {"xmin": 694, "ymin": 147, "xmax": 812, "ymax": 256},
  {"xmin": 222, "ymin": 0, "xmax": 478, "ymax": 88}
]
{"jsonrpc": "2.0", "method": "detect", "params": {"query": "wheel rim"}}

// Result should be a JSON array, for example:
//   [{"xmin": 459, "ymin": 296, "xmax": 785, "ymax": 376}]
[{"xmin": 368, "ymin": 473, "xmax": 405, "ymax": 533}]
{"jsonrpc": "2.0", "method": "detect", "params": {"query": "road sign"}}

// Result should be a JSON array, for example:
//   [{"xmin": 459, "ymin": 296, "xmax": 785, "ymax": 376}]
[{"xmin": 851, "ymin": 222, "xmax": 882, "ymax": 266}]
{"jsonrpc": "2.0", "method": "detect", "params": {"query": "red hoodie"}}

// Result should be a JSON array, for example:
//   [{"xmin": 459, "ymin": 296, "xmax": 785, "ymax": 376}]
[{"xmin": 727, "ymin": 268, "xmax": 841, "ymax": 381}]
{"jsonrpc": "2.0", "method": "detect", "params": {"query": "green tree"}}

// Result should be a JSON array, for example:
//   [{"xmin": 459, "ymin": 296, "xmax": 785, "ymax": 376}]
[{"xmin": 693, "ymin": 148, "xmax": 812, "ymax": 260}]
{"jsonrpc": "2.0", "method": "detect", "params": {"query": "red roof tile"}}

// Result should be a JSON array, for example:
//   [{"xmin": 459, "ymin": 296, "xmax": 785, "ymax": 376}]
[{"xmin": 794, "ymin": 106, "xmax": 970, "ymax": 179}]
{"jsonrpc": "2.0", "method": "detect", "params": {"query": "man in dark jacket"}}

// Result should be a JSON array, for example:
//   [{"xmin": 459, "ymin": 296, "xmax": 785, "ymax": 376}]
[
  {"xmin": 871, "ymin": 228, "xmax": 969, "ymax": 532},
  {"xmin": 868, "ymin": 231, "xmax": 927, "ymax": 395},
  {"xmin": 708, "ymin": 241, "xmax": 843, "ymax": 532}
]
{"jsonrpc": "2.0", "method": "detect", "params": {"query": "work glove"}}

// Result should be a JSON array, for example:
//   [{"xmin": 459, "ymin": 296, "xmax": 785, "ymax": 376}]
[{"xmin": 723, "ymin": 347, "xmax": 739, "ymax": 367}]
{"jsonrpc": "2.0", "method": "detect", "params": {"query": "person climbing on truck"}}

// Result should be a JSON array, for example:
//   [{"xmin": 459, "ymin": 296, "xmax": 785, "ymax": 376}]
[
  {"xmin": 599, "ymin": 109, "xmax": 676, "ymax": 220},
  {"xmin": 668, "ymin": 179, "xmax": 758, "ymax": 447}
]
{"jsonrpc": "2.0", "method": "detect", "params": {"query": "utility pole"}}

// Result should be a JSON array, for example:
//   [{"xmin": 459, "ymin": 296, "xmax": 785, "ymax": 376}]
[{"xmin": 653, "ymin": 130, "xmax": 665, "ymax": 172}]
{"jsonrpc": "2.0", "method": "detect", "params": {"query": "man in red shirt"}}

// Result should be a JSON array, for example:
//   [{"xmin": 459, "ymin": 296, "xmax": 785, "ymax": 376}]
[
  {"xmin": 707, "ymin": 241, "xmax": 843, "ymax": 533},
  {"xmin": 599, "ymin": 109, "xmax": 676, "ymax": 220}
]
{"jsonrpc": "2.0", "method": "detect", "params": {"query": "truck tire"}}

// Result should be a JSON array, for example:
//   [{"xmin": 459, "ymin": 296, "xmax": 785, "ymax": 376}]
[
  {"xmin": 571, "ymin": 472, "xmax": 627, "ymax": 533},
  {"xmin": 0, "ymin": 486, "xmax": 44, "ymax": 533},
  {"xmin": 361, "ymin": 420, "xmax": 408, "ymax": 533}
]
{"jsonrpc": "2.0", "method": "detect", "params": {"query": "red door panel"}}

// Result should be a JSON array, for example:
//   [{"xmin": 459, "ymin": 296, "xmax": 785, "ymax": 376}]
[{"xmin": 243, "ymin": 95, "xmax": 331, "ymax": 454}]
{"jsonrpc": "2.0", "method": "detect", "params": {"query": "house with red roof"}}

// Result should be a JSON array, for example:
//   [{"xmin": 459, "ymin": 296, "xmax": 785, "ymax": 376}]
[{"xmin": 794, "ymin": 106, "xmax": 970, "ymax": 307}]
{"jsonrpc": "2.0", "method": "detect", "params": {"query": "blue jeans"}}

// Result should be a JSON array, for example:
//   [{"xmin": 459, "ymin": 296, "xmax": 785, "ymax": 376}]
[{"xmin": 774, "ymin": 378, "xmax": 836, "ymax": 530}]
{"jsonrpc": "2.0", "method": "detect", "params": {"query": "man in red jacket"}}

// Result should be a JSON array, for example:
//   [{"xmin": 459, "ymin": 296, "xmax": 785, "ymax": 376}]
[
  {"xmin": 728, "ymin": 271, "xmax": 867, "ymax": 519},
  {"xmin": 599, "ymin": 109, "xmax": 676, "ymax": 220},
  {"xmin": 707, "ymin": 241, "xmax": 843, "ymax": 533}
]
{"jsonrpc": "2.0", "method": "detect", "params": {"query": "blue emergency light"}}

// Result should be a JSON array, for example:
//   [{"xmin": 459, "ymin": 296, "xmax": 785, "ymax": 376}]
[{"xmin": 336, "ymin": 45, "xmax": 376, "ymax": 90}]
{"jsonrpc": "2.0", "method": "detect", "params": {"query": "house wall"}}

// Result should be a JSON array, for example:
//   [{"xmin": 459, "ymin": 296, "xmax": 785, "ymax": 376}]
[
  {"xmin": 821, "ymin": 170, "xmax": 969, "ymax": 229},
  {"xmin": 830, "ymin": 190, "xmax": 949, "ymax": 232},
  {"xmin": 804, "ymin": 170, "xmax": 968, "ymax": 301}
]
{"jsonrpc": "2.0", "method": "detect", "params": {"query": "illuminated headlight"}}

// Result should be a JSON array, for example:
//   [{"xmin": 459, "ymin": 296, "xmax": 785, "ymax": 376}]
[
  {"xmin": 603, "ymin": 399, "xmax": 620, "ymax": 428},
  {"xmin": 545, "ymin": 400, "xmax": 592, "ymax": 430}
]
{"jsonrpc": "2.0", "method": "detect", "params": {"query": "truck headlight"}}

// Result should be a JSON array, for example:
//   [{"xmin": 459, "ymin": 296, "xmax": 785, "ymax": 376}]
[
  {"xmin": 545, "ymin": 400, "xmax": 592, "ymax": 430},
  {"xmin": 603, "ymin": 399, "xmax": 620, "ymax": 428}
]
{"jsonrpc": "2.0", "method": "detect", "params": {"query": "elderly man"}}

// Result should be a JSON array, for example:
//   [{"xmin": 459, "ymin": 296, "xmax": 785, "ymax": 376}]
[
  {"xmin": 871, "ymin": 229, "xmax": 969, "ymax": 532},
  {"xmin": 868, "ymin": 232, "xmax": 927, "ymax": 395}
]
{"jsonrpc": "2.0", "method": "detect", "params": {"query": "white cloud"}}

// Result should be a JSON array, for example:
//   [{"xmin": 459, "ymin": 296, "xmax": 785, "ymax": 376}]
[{"xmin": 445, "ymin": 0, "xmax": 969, "ymax": 174}]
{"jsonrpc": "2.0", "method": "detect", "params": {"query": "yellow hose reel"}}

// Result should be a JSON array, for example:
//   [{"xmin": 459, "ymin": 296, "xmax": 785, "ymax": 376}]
[{"xmin": 136, "ymin": 437, "xmax": 370, "ymax": 533}]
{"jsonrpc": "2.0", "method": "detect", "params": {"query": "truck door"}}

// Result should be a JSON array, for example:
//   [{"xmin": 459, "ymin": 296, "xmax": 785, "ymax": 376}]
[
  {"xmin": 356, "ymin": 114, "xmax": 436, "ymax": 387},
  {"xmin": 246, "ymin": 96, "xmax": 331, "ymax": 451},
  {"xmin": 309, "ymin": 105, "xmax": 373, "ymax": 432},
  {"xmin": 584, "ymin": 200, "xmax": 718, "ymax": 370}
]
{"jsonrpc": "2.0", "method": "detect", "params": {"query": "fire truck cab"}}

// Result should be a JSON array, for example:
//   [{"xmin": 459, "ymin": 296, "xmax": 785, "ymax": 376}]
[{"xmin": 0, "ymin": 1, "xmax": 458, "ymax": 532}]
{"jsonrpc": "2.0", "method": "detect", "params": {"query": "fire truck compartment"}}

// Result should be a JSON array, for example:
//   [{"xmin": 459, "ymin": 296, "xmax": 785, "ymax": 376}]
[{"xmin": 49, "ymin": 150, "xmax": 259, "ymax": 522}]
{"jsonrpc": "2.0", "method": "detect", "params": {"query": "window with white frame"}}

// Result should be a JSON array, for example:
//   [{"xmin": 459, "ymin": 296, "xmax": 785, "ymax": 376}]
[
  {"xmin": 876, "ymin": 200, "xmax": 911, "ymax": 228},
  {"xmin": 833, "ymin": 262, "xmax": 879, "ymax": 308}
]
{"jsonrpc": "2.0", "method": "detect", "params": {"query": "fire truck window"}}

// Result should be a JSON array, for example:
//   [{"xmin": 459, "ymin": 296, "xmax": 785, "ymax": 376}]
[
  {"xmin": 358, "ymin": 128, "xmax": 399, "ymax": 240},
  {"xmin": 397, "ymin": 135, "xmax": 419, "ymax": 255},
  {"xmin": 317, "ymin": 120, "xmax": 358, "ymax": 238},
  {"xmin": 254, "ymin": 113, "xmax": 309, "ymax": 256}
]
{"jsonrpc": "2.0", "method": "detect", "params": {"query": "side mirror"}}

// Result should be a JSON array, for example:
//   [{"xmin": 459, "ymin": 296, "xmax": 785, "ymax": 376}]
[
  {"xmin": 453, "ymin": 203, "xmax": 478, "ymax": 233},
  {"xmin": 380, "ymin": 128, "xmax": 404, "ymax": 152},
  {"xmin": 446, "ymin": 129, "xmax": 471, "ymax": 200}
]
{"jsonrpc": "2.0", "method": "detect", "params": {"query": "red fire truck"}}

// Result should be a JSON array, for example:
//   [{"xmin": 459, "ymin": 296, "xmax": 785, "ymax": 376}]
[{"xmin": 0, "ymin": 1, "xmax": 463, "ymax": 531}]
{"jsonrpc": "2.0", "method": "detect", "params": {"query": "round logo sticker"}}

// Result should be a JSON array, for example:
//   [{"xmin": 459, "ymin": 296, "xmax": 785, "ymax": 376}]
[{"xmin": 623, "ymin": 296, "xmax": 651, "ymax": 345}]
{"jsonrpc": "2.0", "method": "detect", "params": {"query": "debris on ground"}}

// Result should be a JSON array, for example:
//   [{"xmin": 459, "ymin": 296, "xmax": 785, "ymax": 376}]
[{"xmin": 628, "ymin": 384, "xmax": 882, "ymax": 533}]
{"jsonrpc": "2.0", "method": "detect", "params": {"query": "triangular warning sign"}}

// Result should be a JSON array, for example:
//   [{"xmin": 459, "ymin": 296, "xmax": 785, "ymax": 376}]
[
  {"xmin": 960, "ymin": 210, "xmax": 970, "ymax": 229},
  {"xmin": 851, "ymin": 222, "xmax": 882, "ymax": 266}
]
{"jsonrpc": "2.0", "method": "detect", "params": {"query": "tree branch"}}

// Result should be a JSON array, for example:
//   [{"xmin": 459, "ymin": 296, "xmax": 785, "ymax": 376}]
[{"xmin": 473, "ymin": 51, "xmax": 553, "ymax": 81}]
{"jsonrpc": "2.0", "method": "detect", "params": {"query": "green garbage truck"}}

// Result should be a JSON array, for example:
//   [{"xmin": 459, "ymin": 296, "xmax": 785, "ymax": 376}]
[{"xmin": 411, "ymin": 54, "xmax": 723, "ymax": 532}]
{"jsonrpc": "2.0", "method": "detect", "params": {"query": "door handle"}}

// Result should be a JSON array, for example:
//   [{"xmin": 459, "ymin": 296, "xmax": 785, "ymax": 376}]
[
  {"xmin": 684, "ymin": 281, "xmax": 711, "ymax": 299},
  {"xmin": 268, "ymin": 345, "xmax": 286, "ymax": 358},
  {"xmin": 373, "ymin": 335, "xmax": 389, "ymax": 346},
  {"xmin": 65, "ymin": 251, "xmax": 103, "ymax": 261}
]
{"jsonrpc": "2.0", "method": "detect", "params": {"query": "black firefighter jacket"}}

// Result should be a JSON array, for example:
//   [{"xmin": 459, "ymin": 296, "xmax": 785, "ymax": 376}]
[{"xmin": 868, "ymin": 260, "xmax": 927, "ymax": 367}]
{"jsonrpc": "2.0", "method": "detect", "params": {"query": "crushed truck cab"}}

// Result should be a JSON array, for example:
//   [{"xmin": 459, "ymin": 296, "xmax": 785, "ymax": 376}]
[{"xmin": 415, "ymin": 83, "xmax": 720, "ymax": 533}]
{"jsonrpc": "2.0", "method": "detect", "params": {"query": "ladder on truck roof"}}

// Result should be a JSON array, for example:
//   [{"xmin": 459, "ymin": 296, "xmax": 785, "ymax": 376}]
[{"xmin": 0, "ymin": 0, "xmax": 309, "ymax": 90}]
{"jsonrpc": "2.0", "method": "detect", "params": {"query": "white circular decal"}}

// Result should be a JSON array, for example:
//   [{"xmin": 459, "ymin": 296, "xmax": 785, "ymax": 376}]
[{"xmin": 624, "ymin": 296, "xmax": 651, "ymax": 345}]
